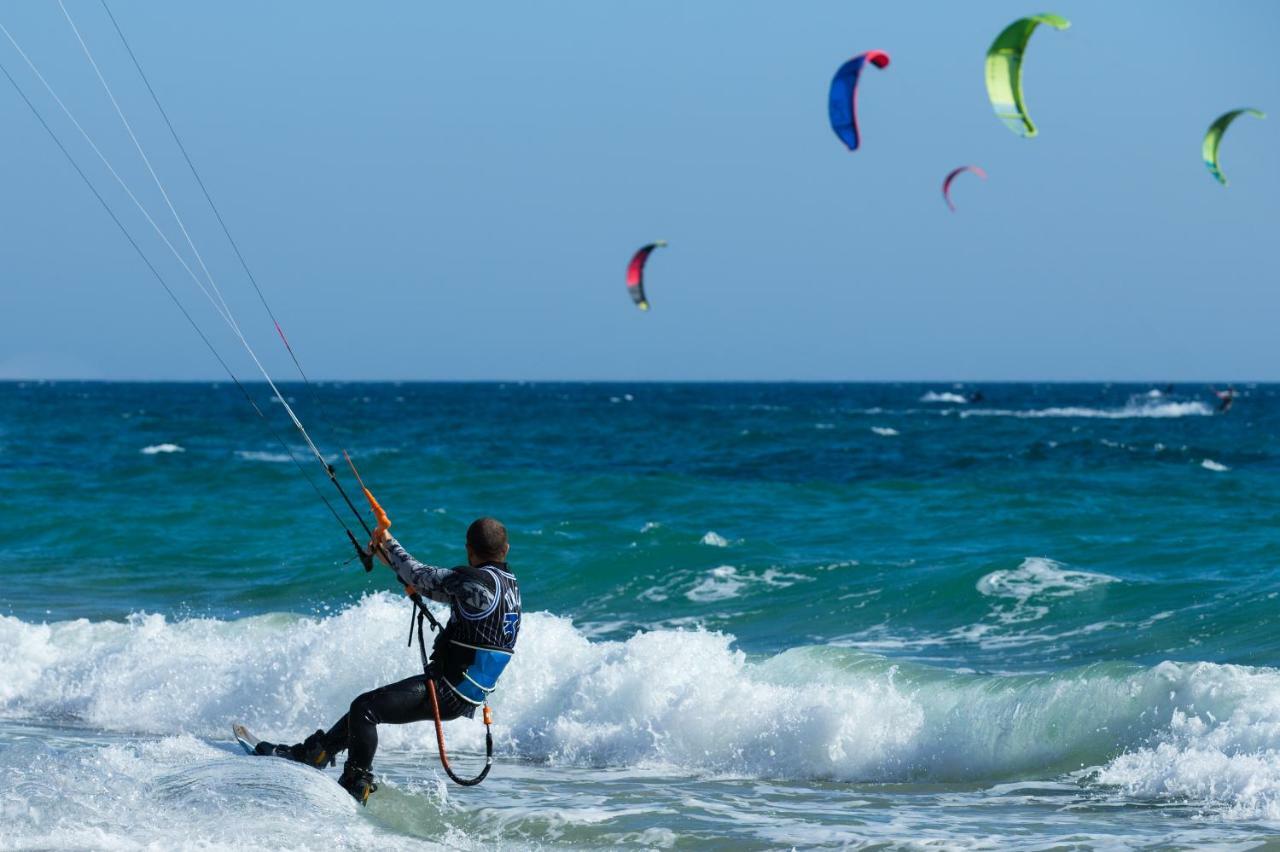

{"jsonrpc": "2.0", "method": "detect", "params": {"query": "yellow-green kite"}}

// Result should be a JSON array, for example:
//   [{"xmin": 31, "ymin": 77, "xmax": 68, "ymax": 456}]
[
  {"xmin": 984, "ymin": 14, "xmax": 1070, "ymax": 138},
  {"xmin": 1203, "ymin": 108, "xmax": 1265, "ymax": 186}
]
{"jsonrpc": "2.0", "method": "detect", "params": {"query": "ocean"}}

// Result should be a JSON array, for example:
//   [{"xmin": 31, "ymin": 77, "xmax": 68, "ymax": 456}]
[{"xmin": 2, "ymin": 380, "xmax": 1279, "ymax": 850}]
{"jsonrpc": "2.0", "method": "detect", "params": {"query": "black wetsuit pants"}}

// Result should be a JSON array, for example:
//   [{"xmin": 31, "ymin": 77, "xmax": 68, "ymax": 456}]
[{"xmin": 319, "ymin": 673, "xmax": 472, "ymax": 770}]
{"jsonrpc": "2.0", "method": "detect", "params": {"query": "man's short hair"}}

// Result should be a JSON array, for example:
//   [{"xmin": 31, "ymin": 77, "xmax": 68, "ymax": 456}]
[{"xmin": 467, "ymin": 517, "xmax": 508, "ymax": 561}]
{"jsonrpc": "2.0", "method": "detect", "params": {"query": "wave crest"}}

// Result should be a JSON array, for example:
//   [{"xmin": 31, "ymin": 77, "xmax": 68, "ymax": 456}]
[
  {"xmin": 920, "ymin": 392, "xmax": 968, "ymax": 404},
  {"xmin": 8, "ymin": 596, "xmax": 1280, "ymax": 806},
  {"xmin": 962, "ymin": 401, "xmax": 1213, "ymax": 420},
  {"xmin": 140, "ymin": 443, "xmax": 184, "ymax": 455}
]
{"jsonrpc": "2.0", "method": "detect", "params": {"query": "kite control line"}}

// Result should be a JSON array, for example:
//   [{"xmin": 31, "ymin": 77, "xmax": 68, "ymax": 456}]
[
  {"xmin": 1, "ymin": 3, "xmax": 382, "ymax": 578},
  {"xmin": 2, "ymin": 4, "xmax": 493, "ymax": 788},
  {"xmin": 344, "ymin": 450, "xmax": 441, "ymax": 632}
]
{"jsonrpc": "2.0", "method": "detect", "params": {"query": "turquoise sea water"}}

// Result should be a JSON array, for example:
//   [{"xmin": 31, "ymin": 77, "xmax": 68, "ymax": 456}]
[{"xmin": 3, "ymin": 380, "xmax": 1280, "ymax": 849}]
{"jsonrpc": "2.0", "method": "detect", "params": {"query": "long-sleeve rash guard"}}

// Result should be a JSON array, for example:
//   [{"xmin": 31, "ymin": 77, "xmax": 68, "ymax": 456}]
[{"xmin": 382, "ymin": 535, "xmax": 497, "ymax": 615}]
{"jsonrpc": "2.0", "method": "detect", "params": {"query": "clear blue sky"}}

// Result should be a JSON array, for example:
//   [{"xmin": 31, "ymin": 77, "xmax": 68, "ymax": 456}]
[{"xmin": 0, "ymin": 1, "xmax": 1276, "ymax": 381}]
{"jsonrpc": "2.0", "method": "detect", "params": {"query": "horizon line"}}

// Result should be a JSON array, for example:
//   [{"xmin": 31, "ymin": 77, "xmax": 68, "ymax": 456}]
[{"xmin": 0, "ymin": 378, "xmax": 1269, "ymax": 386}]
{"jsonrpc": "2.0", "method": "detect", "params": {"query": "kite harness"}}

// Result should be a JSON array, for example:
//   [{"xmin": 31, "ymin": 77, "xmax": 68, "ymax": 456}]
[{"xmin": 347, "ymin": 454, "xmax": 496, "ymax": 787}]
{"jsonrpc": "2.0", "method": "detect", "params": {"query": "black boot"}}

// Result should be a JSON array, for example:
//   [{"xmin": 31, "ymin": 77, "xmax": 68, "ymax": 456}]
[
  {"xmin": 337, "ymin": 762, "xmax": 378, "ymax": 805},
  {"xmin": 254, "ymin": 730, "xmax": 335, "ymax": 768}
]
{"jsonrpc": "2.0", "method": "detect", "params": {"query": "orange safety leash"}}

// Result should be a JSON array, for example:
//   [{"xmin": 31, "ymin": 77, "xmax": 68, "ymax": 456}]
[{"xmin": 427, "ymin": 680, "xmax": 494, "ymax": 787}]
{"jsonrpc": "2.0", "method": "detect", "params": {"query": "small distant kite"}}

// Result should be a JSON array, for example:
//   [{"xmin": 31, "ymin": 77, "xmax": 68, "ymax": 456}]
[
  {"xmin": 626, "ymin": 241, "xmax": 667, "ymax": 311},
  {"xmin": 828, "ymin": 50, "xmax": 890, "ymax": 151},
  {"xmin": 942, "ymin": 165, "xmax": 987, "ymax": 211},
  {"xmin": 984, "ymin": 14, "xmax": 1070, "ymax": 138},
  {"xmin": 1203, "ymin": 108, "xmax": 1265, "ymax": 186}
]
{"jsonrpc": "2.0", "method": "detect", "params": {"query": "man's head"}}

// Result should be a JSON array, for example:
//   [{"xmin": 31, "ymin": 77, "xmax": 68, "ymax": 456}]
[{"xmin": 466, "ymin": 517, "xmax": 509, "ymax": 565}]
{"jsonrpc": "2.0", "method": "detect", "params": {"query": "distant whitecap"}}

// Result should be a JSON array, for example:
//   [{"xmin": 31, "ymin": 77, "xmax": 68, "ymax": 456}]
[
  {"xmin": 140, "ymin": 443, "xmax": 184, "ymax": 455},
  {"xmin": 235, "ymin": 450, "xmax": 294, "ymax": 463},
  {"xmin": 961, "ymin": 401, "xmax": 1212, "ymax": 420}
]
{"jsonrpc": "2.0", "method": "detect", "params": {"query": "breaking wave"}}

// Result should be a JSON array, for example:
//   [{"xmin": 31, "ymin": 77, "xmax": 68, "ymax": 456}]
[
  {"xmin": 1096, "ymin": 675, "xmax": 1280, "ymax": 822},
  {"xmin": 5, "ymin": 593, "xmax": 1280, "ymax": 816},
  {"xmin": 961, "ymin": 401, "xmax": 1213, "ymax": 419},
  {"xmin": 920, "ymin": 391, "xmax": 969, "ymax": 404}
]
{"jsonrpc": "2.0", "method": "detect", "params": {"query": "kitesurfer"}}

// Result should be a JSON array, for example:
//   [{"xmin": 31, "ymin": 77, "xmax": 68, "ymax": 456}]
[
  {"xmin": 255, "ymin": 518, "xmax": 522, "ymax": 803},
  {"xmin": 1211, "ymin": 386, "xmax": 1236, "ymax": 414}
]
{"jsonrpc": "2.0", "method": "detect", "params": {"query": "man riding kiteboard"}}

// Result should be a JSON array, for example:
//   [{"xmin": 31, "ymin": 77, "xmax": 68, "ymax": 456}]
[
  {"xmin": 1211, "ymin": 385, "xmax": 1237, "ymax": 414},
  {"xmin": 250, "ymin": 517, "xmax": 521, "ymax": 803}
]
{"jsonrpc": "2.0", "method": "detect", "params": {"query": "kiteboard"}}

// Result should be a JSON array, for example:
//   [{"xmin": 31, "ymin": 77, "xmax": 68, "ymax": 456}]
[{"xmin": 232, "ymin": 723, "xmax": 261, "ymax": 756}]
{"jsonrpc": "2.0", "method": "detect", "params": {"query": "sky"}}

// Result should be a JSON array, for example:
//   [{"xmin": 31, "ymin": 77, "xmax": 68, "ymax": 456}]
[{"xmin": 0, "ymin": 1, "xmax": 1276, "ymax": 382}]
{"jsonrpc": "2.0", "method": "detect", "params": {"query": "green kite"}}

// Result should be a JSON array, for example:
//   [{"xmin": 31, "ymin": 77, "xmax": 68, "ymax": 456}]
[
  {"xmin": 984, "ymin": 13, "xmax": 1070, "ymax": 138},
  {"xmin": 1203, "ymin": 108, "xmax": 1265, "ymax": 186}
]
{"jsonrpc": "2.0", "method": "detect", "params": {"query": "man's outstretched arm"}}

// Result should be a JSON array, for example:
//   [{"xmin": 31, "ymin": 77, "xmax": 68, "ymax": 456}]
[{"xmin": 380, "ymin": 535, "xmax": 496, "ymax": 613}]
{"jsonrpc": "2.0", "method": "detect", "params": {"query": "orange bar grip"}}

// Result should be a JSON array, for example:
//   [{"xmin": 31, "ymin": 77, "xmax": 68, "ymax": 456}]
[{"xmin": 364, "ymin": 487, "xmax": 391, "ymax": 533}]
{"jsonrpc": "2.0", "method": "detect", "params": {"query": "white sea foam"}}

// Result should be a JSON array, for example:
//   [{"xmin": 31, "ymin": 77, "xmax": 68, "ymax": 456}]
[
  {"xmin": 0, "ymin": 733, "xmax": 437, "ymax": 851},
  {"xmin": 684, "ymin": 565, "xmax": 809, "ymax": 603},
  {"xmin": 961, "ymin": 401, "xmax": 1213, "ymax": 420},
  {"xmin": 7, "ymin": 597, "xmax": 1280, "ymax": 811},
  {"xmin": 1201, "ymin": 459, "xmax": 1230, "ymax": 472},
  {"xmin": 686, "ymin": 565, "xmax": 744, "ymax": 602},
  {"xmin": 1095, "ymin": 664, "xmax": 1280, "ymax": 822},
  {"xmin": 140, "ymin": 443, "xmax": 184, "ymax": 455},
  {"xmin": 870, "ymin": 426, "xmax": 898, "ymax": 437},
  {"xmin": 235, "ymin": 450, "xmax": 295, "ymax": 463},
  {"xmin": 920, "ymin": 392, "xmax": 968, "ymax": 404},
  {"xmin": 235, "ymin": 449, "xmax": 340, "ymax": 464},
  {"xmin": 836, "ymin": 618, "xmax": 1126, "ymax": 657},
  {"xmin": 978, "ymin": 557, "xmax": 1118, "ymax": 602},
  {"xmin": 699, "ymin": 531, "xmax": 729, "ymax": 547},
  {"xmin": 977, "ymin": 557, "xmax": 1118, "ymax": 624}
]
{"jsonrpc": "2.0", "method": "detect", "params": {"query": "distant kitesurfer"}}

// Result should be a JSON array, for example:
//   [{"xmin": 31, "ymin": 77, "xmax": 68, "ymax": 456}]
[
  {"xmin": 254, "ymin": 518, "xmax": 521, "ymax": 803},
  {"xmin": 968, "ymin": 391, "xmax": 985, "ymax": 403},
  {"xmin": 1211, "ymin": 385, "xmax": 1236, "ymax": 414}
]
